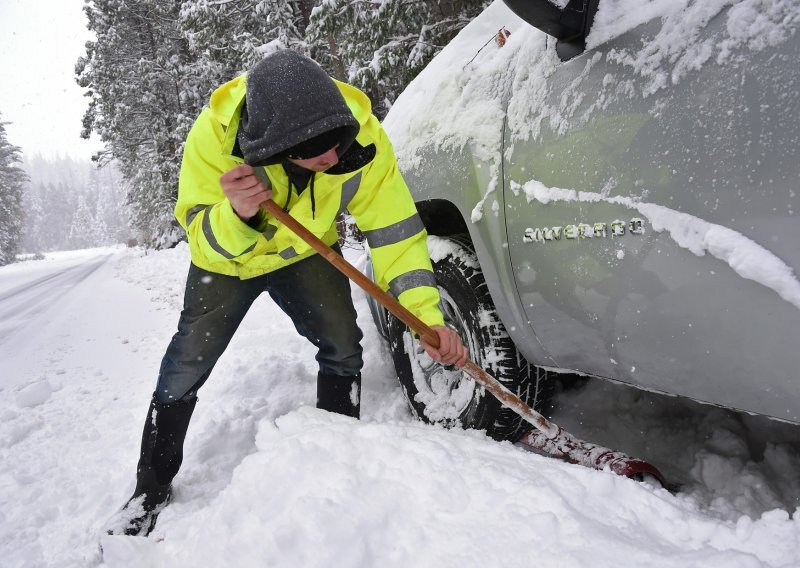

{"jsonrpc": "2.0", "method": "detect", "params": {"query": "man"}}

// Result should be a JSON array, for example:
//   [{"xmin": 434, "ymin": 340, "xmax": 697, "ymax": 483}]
[{"xmin": 106, "ymin": 50, "xmax": 468, "ymax": 537}]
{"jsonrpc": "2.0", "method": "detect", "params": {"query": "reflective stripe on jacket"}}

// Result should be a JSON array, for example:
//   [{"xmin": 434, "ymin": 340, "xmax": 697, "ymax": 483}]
[{"xmin": 175, "ymin": 75, "xmax": 445, "ymax": 328}]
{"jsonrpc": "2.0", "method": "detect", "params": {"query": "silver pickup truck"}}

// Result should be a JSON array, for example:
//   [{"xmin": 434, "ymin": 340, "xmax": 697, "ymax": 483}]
[{"xmin": 366, "ymin": 0, "xmax": 800, "ymax": 440}]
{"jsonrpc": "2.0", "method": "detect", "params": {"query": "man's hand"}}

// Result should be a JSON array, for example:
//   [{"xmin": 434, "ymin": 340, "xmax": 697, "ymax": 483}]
[
  {"xmin": 420, "ymin": 325, "xmax": 469, "ymax": 368},
  {"xmin": 220, "ymin": 164, "xmax": 273, "ymax": 221}
]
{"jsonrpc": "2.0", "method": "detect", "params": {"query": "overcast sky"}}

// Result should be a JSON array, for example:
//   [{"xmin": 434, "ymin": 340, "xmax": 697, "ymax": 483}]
[{"xmin": 0, "ymin": 0, "xmax": 102, "ymax": 161}]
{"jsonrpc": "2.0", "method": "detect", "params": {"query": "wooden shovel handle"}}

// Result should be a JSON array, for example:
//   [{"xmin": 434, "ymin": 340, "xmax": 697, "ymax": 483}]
[
  {"xmin": 262, "ymin": 199, "xmax": 441, "ymax": 348},
  {"xmin": 260, "ymin": 197, "xmax": 557, "ymax": 437}
]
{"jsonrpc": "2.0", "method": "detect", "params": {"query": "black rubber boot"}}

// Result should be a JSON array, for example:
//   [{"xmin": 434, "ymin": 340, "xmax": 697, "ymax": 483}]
[
  {"xmin": 106, "ymin": 395, "xmax": 197, "ymax": 537},
  {"xmin": 316, "ymin": 372, "xmax": 361, "ymax": 418}
]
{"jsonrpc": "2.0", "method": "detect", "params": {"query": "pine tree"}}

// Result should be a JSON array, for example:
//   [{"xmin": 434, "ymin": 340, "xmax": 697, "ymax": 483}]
[
  {"xmin": 0, "ymin": 116, "xmax": 28, "ymax": 265},
  {"xmin": 77, "ymin": 0, "xmax": 197, "ymax": 248},
  {"xmin": 179, "ymin": 0, "xmax": 310, "ymax": 84},
  {"xmin": 76, "ymin": 0, "xmax": 489, "ymax": 248},
  {"xmin": 68, "ymin": 194, "xmax": 97, "ymax": 249},
  {"xmin": 307, "ymin": 0, "xmax": 489, "ymax": 119},
  {"xmin": 20, "ymin": 183, "xmax": 45, "ymax": 254},
  {"xmin": 19, "ymin": 156, "xmax": 128, "ymax": 253},
  {"xmin": 92, "ymin": 165, "xmax": 128, "ymax": 244},
  {"xmin": 42, "ymin": 181, "xmax": 77, "ymax": 251}
]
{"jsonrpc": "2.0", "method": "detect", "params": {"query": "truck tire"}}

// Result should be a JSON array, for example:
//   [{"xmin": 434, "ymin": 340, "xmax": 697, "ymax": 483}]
[{"xmin": 387, "ymin": 234, "xmax": 555, "ymax": 441}]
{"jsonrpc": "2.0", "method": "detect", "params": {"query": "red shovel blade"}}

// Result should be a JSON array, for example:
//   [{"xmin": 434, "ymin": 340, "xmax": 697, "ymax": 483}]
[{"xmin": 517, "ymin": 428, "xmax": 668, "ymax": 488}]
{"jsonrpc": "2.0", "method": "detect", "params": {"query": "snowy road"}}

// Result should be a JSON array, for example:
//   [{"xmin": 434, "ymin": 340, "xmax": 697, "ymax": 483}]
[
  {"xmin": 0, "ymin": 245, "xmax": 799, "ymax": 568},
  {"xmin": 0, "ymin": 252, "xmax": 111, "ymax": 346}
]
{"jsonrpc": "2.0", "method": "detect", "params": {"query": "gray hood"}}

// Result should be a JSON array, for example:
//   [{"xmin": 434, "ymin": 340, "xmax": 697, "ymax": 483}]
[{"xmin": 237, "ymin": 51, "xmax": 360, "ymax": 166}]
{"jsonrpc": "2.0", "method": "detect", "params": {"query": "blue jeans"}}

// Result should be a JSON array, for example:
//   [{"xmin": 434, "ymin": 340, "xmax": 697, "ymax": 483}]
[{"xmin": 155, "ymin": 248, "xmax": 364, "ymax": 403}]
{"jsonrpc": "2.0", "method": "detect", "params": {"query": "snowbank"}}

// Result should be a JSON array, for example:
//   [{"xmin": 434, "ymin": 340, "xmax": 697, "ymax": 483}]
[
  {"xmin": 1, "ymin": 245, "xmax": 799, "ymax": 567},
  {"xmin": 100, "ymin": 407, "xmax": 800, "ymax": 568}
]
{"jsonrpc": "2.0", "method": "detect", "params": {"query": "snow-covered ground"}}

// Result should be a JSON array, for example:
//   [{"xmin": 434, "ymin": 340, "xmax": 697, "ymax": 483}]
[
  {"xmin": 1, "ymin": 245, "xmax": 799, "ymax": 567},
  {"xmin": 3, "ymin": 1, "xmax": 797, "ymax": 566}
]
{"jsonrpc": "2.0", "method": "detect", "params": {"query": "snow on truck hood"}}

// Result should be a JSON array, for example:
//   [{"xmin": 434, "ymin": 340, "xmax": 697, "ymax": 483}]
[
  {"xmin": 383, "ymin": 0, "xmax": 523, "ymax": 168},
  {"xmin": 385, "ymin": 0, "xmax": 799, "ymax": 163}
]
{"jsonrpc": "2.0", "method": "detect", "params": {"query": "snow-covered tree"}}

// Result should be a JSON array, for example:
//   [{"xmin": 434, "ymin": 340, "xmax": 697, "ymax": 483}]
[
  {"xmin": 307, "ymin": 0, "xmax": 489, "ymax": 118},
  {"xmin": 77, "ymin": 0, "xmax": 196, "ymax": 248},
  {"xmin": 91, "ymin": 165, "xmax": 129, "ymax": 244},
  {"xmin": 22, "ymin": 187, "xmax": 46, "ymax": 254},
  {"xmin": 0, "ymin": 117, "xmax": 28, "ymax": 265},
  {"xmin": 76, "ymin": 0, "xmax": 488, "ymax": 248},
  {"xmin": 68, "ymin": 194, "xmax": 97, "ymax": 249},
  {"xmin": 31, "ymin": 180, "xmax": 76, "ymax": 252},
  {"xmin": 179, "ymin": 0, "xmax": 311, "ymax": 86},
  {"xmin": 20, "ymin": 157, "xmax": 129, "ymax": 253}
]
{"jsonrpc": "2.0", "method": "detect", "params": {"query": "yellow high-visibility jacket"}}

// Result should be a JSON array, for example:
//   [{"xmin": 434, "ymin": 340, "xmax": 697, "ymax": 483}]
[{"xmin": 175, "ymin": 74, "xmax": 445, "ymax": 328}]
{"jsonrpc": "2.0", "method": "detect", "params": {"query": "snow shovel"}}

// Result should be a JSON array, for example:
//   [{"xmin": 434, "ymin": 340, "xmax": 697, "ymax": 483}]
[{"xmin": 257, "ymin": 192, "xmax": 666, "ymax": 487}]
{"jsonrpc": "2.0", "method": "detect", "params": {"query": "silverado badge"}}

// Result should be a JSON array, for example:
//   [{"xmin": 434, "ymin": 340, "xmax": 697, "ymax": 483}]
[{"xmin": 523, "ymin": 218, "xmax": 645, "ymax": 243}]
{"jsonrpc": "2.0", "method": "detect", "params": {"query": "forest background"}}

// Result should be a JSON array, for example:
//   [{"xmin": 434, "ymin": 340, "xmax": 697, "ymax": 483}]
[{"xmin": 0, "ymin": 0, "xmax": 489, "ymax": 264}]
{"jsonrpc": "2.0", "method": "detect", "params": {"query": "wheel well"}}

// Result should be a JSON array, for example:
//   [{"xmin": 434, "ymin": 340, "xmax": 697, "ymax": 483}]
[
  {"xmin": 416, "ymin": 199, "xmax": 583, "ymax": 391},
  {"xmin": 416, "ymin": 199, "xmax": 469, "ymax": 237}
]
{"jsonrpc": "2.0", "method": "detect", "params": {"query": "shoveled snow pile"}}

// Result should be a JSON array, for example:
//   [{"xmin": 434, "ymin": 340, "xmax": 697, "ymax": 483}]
[{"xmin": 1, "ymin": 245, "xmax": 799, "ymax": 567}]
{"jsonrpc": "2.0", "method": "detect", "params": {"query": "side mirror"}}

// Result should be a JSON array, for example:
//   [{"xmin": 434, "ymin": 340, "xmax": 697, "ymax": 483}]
[{"xmin": 502, "ymin": 0, "xmax": 600, "ymax": 61}]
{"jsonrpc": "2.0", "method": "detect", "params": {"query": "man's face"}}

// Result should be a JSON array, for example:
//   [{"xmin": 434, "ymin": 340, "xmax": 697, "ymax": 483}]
[{"xmin": 288, "ymin": 146, "xmax": 339, "ymax": 172}]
